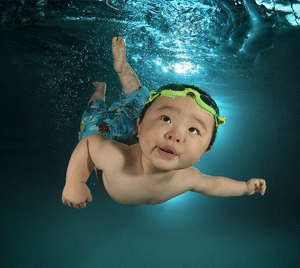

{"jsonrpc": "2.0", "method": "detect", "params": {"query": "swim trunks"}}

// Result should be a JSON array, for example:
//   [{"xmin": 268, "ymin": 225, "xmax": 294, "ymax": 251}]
[{"xmin": 78, "ymin": 86, "xmax": 149, "ymax": 145}]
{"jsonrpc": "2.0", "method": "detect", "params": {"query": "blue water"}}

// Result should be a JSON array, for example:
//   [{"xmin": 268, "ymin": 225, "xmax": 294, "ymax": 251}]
[{"xmin": 1, "ymin": 1, "xmax": 299, "ymax": 267}]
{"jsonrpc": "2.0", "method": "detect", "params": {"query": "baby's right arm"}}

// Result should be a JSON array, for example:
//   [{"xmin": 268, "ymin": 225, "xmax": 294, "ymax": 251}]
[{"xmin": 62, "ymin": 134, "xmax": 108, "ymax": 208}]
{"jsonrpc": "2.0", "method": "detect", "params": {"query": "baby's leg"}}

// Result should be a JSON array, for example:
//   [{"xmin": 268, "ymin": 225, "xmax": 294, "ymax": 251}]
[
  {"xmin": 87, "ymin": 82, "xmax": 106, "ymax": 106},
  {"xmin": 112, "ymin": 37, "xmax": 142, "ymax": 95}
]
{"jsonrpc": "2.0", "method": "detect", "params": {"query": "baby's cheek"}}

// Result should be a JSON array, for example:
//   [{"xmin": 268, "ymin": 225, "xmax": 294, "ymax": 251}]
[
  {"xmin": 146, "ymin": 125, "xmax": 160, "ymax": 137},
  {"xmin": 183, "ymin": 153, "xmax": 200, "ymax": 167},
  {"xmin": 139, "ymin": 130, "xmax": 153, "ymax": 145},
  {"xmin": 188, "ymin": 143, "xmax": 206, "ymax": 158}
]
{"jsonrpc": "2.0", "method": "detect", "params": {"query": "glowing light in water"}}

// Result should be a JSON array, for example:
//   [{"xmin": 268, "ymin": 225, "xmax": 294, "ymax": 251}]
[
  {"xmin": 173, "ymin": 62, "xmax": 193, "ymax": 74},
  {"xmin": 157, "ymin": 61, "xmax": 199, "ymax": 74},
  {"xmin": 161, "ymin": 192, "xmax": 197, "ymax": 209}
]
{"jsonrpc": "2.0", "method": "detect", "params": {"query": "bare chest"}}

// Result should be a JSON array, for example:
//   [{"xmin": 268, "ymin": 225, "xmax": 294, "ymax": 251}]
[{"xmin": 97, "ymin": 168, "xmax": 190, "ymax": 206}]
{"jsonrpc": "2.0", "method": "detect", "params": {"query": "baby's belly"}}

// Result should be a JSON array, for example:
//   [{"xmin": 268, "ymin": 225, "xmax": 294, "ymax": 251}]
[{"xmin": 96, "ymin": 169, "xmax": 172, "ymax": 206}]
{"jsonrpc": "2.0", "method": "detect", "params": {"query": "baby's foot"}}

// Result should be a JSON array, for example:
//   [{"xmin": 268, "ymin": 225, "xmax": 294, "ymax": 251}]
[
  {"xmin": 112, "ymin": 37, "xmax": 128, "ymax": 75},
  {"xmin": 90, "ymin": 82, "xmax": 106, "ymax": 102},
  {"xmin": 93, "ymin": 82, "xmax": 106, "ymax": 94}
]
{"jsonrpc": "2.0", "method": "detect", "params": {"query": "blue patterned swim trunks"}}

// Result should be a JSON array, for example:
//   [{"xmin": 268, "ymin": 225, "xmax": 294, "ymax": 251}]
[{"xmin": 78, "ymin": 86, "xmax": 149, "ymax": 145}]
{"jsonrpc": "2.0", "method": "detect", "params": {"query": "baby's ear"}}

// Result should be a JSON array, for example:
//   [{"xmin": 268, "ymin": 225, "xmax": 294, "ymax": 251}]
[{"xmin": 205, "ymin": 145, "xmax": 212, "ymax": 153}]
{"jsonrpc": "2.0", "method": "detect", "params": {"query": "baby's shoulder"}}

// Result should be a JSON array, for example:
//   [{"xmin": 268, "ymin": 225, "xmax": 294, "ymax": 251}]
[
  {"xmin": 103, "ymin": 139, "xmax": 132, "ymax": 165},
  {"xmin": 179, "ymin": 166, "xmax": 199, "ymax": 178},
  {"xmin": 88, "ymin": 134, "xmax": 131, "ymax": 170},
  {"xmin": 173, "ymin": 166, "xmax": 200, "ymax": 189}
]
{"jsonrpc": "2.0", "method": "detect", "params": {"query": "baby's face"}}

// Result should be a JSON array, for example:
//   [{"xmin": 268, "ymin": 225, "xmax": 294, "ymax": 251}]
[{"xmin": 137, "ymin": 96, "xmax": 215, "ymax": 171}]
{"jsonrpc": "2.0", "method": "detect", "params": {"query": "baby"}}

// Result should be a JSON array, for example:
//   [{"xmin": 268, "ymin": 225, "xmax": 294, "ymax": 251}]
[{"xmin": 62, "ymin": 37, "xmax": 266, "ymax": 209}]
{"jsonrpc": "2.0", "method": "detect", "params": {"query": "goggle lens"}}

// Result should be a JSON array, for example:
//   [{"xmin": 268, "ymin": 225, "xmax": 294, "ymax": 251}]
[
  {"xmin": 200, "ymin": 95, "xmax": 219, "ymax": 114},
  {"xmin": 147, "ymin": 84, "xmax": 226, "ymax": 129}
]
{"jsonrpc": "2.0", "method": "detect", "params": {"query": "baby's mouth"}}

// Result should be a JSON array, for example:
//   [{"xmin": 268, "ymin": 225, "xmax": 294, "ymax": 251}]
[
  {"xmin": 158, "ymin": 147, "xmax": 177, "ymax": 160},
  {"xmin": 160, "ymin": 148, "xmax": 174, "ymax": 154},
  {"xmin": 159, "ymin": 145, "xmax": 178, "ymax": 155}
]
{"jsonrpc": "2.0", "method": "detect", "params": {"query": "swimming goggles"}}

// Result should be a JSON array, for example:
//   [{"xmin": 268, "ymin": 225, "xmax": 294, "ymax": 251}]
[{"xmin": 144, "ymin": 87, "xmax": 226, "ymax": 129}]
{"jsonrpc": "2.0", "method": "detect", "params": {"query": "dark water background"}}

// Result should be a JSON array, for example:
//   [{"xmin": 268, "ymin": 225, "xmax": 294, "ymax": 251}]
[{"xmin": 1, "ymin": 0, "xmax": 299, "ymax": 267}]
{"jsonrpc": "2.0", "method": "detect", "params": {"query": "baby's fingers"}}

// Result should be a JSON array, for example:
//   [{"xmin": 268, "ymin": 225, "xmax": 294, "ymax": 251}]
[
  {"xmin": 65, "ymin": 201, "xmax": 86, "ymax": 209},
  {"xmin": 62, "ymin": 195, "xmax": 67, "ymax": 205},
  {"xmin": 77, "ymin": 195, "xmax": 93, "ymax": 209},
  {"xmin": 65, "ymin": 200, "xmax": 73, "ymax": 208},
  {"xmin": 253, "ymin": 182, "xmax": 260, "ymax": 192},
  {"xmin": 62, "ymin": 196, "xmax": 74, "ymax": 208},
  {"xmin": 254, "ymin": 180, "xmax": 266, "ymax": 196},
  {"xmin": 86, "ymin": 194, "xmax": 93, "ymax": 204},
  {"xmin": 74, "ymin": 202, "xmax": 86, "ymax": 209},
  {"xmin": 260, "ymin": 181, "xmax": 267, "ymax": 196}
]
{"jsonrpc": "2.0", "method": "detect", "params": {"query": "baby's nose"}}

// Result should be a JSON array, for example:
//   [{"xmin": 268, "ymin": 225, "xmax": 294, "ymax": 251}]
[{"xmin": 166, "ymin": 129, "xmax": 185, "ymax": 143}]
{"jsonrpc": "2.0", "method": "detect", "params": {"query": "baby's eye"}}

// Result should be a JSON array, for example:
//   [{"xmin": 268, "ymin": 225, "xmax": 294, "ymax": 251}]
[
  {"xmin": 189, "ymin": 127, "xmax": 200, "ymax": 135},
  {"xmin": 161, "ymin": 115, "xmax": 171, "ymax": 123}
]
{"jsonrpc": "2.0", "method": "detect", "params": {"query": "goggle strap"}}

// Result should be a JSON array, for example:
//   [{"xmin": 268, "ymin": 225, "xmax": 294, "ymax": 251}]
[{"xmin": 145, "ymin": 89, "xmax": 226, "ymax": 129}]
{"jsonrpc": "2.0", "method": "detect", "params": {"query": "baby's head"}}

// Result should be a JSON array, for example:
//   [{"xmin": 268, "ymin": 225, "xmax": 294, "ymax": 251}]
[
  {"xmin": 137, "ymin": 84, "xmax": 226, "ymax": 170},
  {"xmin": 139, "ymin": 84, "xmax": 225, "ymax": 149}
]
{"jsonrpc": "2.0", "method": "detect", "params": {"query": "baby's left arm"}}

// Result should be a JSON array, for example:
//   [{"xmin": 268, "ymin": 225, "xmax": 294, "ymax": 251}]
[{"xmin": 190, "ymin": 169, "xmax": 266, "ymax": 197}]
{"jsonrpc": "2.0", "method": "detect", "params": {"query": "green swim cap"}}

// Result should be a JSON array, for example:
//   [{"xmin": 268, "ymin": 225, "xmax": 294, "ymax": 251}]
[{"xmin": 145, "ymin": 87, "xmax": 226, "ymax": 129}]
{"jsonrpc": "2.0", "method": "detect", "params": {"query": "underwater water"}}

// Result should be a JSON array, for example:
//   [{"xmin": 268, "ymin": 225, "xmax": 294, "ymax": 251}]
[{"xmin": 0, "ymin": 0, "xmax": 299, "ymax": 267}]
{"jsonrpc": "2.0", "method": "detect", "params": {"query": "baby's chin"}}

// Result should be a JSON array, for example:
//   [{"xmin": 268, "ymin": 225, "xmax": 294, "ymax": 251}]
[{"xmin": 150, "ymin": 157, "xmax": 191, "ymax": 172}]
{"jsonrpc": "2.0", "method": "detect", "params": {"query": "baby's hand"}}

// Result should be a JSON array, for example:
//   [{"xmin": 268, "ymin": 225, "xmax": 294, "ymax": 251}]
[
  {"xmin": 62, "ymin": 182, "xmax": 93, "ymax": 209},
  {"xmin": 246, "ymin": 178, "xmax": 266, "ymax": 196}
]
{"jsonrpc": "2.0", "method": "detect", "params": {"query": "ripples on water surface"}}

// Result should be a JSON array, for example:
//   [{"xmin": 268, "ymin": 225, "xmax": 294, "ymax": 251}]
[{"xmin": 1, "ymin": 0, "xmax": 299, "ymax": 77}]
